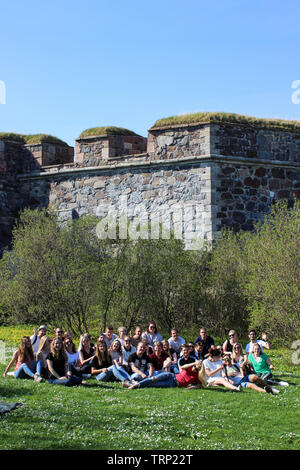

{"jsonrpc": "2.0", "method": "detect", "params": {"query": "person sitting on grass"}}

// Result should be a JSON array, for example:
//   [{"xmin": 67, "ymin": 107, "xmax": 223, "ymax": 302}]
[
  {"xmin": 64, "ymin": 338, "xmax": 91, "ymax": 380},
  {"xmin": 194, "ymin": 341, "xmax": 205, "ymax": 361},
  {"xmin": 162, "ymin": 339, "xmax": 179, "ymax": 373},
  {"xmin": 131, "ymin": 325, "xmax": 143, "ymax": 348},
  {"xmin": 222, "ymin": 355, "xmax": 278, "ymax": 394},
  {"xmin": 47, "ymin": 337, "xmax": 83, "ymax": 386},
  {"xmin": 245, "ymin": 329, "xmax": 270, "ymax": 354},
  {"xmin": 222, "ymin": 330, "xmax": 239, "ymax": 356},
  {"xmin": 77, "ymin": 333, "xmax": 95, "ymax": 375},
  {"xmin": 108, "ymin": 339, "xmax": 123, "ymax": 368},
  {"xmin": 91, "ymin": 339, "xmax": 114, "ymax": 382},
  {"xmin": 127, "ymin": 359, "xmax": 207, "ymax": 390},
  {"xmin": 121, "ymin": 336, "xmax": 136, "ymax": 369},
  {"xmin": 167, "ymin": 329, "xmax": 185, "ymax": 354},
  {"xmin": 194, "ymin": 327, "xmax": 215, "ymax": 357},
  {"xmin": 117, "ymin": 327, "xmax": 127, "ymax": 346},
  {"xmin": 36, "ymin": 335, "xmax": 52, "ymax": 378},
  {"xmin": 141, "ymin": 337, "xmax": 153, "ymax": 356},
  {"xmin": 30, "ymin": 325, "xmax": 47, "ymax": 357},
  {"xmin": 202, "ymin": 348, "xmax": 242, "ymax": 392},
  {"xmin": 248, "ymin": 343, "xmax": 289, "ymax": 387},
  {"xmin": 103, "ymin": 326, "xmax": 117, "ymax": 349},
  {"xmin": 178, "ymin": 344, "xmax": 197, "ymax": 372},
  {"xmin": 3, "ymin": 336, "xmax": 42, "ymax": 382},
  {"xmin": 64, "ymin": 338, "xmax": 79, "ymax": 367},
  {"xmin": 142, "ymin": 321, "xmax": 163, "ymax": 349},
  {"xmin": 111, "ymin": 341, "xmax": 153, "ymax": 386},
  {"xmin": 149, "ymin": 341, "xmax": 171, "ymax": 375}
]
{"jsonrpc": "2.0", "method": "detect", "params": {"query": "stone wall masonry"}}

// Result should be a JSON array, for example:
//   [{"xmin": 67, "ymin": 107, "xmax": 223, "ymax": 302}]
[
  {"xmin": 0, "ymin": 139, "xmax": 38, "ymax": 251},
  {"xmin": 19, "ymin": 160, "xmax": 214, "ymax": 248},
  {"xmin": 1, "ymin": 120, "xmax": 299, "ymax": 254},
  {"xmin": 25, "ymin": 142, "xmax": 74, "ymax": 167},
  {"xmin": 147, "ymin": 124, "xmax": 210, "ymax": 160},
  {"xmin": 210, "ymin": 124, "xmax": 300, "ymax": 162},
  {"xmin": 75, "ymin": 135, "xmax": 147, "ymax": 166},
  {"xmin": 211, "ymin": 161, "xmax": 300, "ymax": 234}
]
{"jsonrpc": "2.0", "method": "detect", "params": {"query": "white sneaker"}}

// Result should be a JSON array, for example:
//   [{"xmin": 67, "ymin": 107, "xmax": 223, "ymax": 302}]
[
  {"xmin": 271, "ymin": 387, "xmax": 280, "ymax": 394},
  {"xmin": 279, "ymin": 381, "xmax": 289, "ymax": 387}
]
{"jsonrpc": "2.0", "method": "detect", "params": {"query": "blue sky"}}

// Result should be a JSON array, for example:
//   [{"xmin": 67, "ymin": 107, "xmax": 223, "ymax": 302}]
[{"xmin": 0, "ymin": 0, "xmax": 299, "ymax": 146}]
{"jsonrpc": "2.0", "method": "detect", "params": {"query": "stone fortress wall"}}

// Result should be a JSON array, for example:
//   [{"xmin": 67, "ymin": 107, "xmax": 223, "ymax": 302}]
[{"xmin": 0, "ymin": 113, "xmax": 299, "ymax": 252}]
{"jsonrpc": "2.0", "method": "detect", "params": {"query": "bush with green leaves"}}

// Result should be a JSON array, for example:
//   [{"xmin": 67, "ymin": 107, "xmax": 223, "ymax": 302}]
[{"xmin": 244, "ymin": 201, "xmax": 300, "ymax": 341}]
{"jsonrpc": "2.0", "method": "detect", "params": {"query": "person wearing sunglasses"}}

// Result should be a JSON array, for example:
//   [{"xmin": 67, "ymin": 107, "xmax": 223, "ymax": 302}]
[
  {"xmin": 223, "ymin": 330, "xmax": 239, "ymax": 356},
  {"xmin": 142, "ymin": 321, "xmax": 162, "ymax": 348}
]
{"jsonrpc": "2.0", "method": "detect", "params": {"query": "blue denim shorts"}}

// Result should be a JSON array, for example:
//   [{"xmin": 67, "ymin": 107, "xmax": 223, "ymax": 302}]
[{"xmin": 238, "ymin": 375, "xmax": 250, "ymax": 388}]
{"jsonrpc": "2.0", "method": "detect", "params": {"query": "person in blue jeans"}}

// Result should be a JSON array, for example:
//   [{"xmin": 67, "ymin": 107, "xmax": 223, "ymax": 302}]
[
  {"xmin": 112, "ymin": 342, "xmax": 154, "ymax": 387},
  {"xmin": 91, "ymin": 339, "xmax": 114, "ymax": 381},
  {"xmin": 3, "ymin": 336, "xmax": 42, "ymax": 382}
]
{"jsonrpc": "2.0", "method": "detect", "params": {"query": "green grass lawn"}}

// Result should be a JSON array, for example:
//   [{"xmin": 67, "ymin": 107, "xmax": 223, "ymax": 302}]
[{"xmin": 0, "ymin": 327, "xmax": 299, "ymax": 450}]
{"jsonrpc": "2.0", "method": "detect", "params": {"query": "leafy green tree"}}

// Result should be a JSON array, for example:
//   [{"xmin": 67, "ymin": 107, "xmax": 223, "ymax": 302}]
[
  {"xmin": 244, "ymin": 201, "xmax": 300, "ymax": 341},
  {"xmin": 203, "ymin": 230, "xmax": 249, "ymax": 336},
  {"xmin": 0, "ymin": 208, "xmax": 105, "ymax": 334}
]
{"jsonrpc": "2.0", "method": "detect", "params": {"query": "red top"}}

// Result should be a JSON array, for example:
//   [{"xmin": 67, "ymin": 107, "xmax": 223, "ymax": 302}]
[
  {"xmin": 149, "ymin": 352, "xmax": 169, "ymax": 371},
  {"xmin": 176, "ymin": 368, "xmax": 200, "ymax": 387}
]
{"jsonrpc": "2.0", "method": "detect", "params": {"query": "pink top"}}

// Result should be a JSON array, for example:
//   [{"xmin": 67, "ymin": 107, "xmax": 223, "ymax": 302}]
[{"xmin": 14, "ymin": 355, "xmax": 32, "ymax": 372}]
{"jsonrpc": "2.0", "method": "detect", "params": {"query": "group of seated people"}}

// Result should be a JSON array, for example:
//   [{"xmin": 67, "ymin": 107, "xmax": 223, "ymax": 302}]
[{"xmin": 2, "ymin": 322, "xmax": 289, "ymax": 394}]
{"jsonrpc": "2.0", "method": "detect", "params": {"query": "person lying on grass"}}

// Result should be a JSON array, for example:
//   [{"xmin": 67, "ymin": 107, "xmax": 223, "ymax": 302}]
[
  {"xmin": 3, "ymin": 336, "xmax": 42, "ymax": 382},
  {"xmin": 126, "ymin": 358, "xmax": 207, "ymax": 390}
]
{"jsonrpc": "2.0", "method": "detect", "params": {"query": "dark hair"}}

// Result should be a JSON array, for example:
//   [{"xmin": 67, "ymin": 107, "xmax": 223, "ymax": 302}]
[
  {"xmin": 146, "ymin": 322, "xmax": 157, "ymax": 334},
  {"xmin": 64, "ymin": 338, "xmax": 77, "ymax": 353},
  {"xmin": 96, "ymin": 340, "xmax": 112, "ymax": 367},
  {"xmin": 208, "ymin": 347, "xmax": 221, "ymax": 357},
  {"xmin": 249, "ymin": 329, "xmax": 257, "ymax": 335}
]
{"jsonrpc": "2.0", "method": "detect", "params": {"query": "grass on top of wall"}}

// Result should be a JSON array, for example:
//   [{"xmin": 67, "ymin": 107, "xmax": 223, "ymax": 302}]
[
  {"xmin": 24, "ymin": 134, "xmax": 68, "ymax": 145},
  {"xmin": 0, "ymin": 133, "xmax": 67, "ymax": 145},
  {"xmin": 151, "ymin": 112, "xmax": 300, "ymax": 132},
  {"xmin": 79, "ymin": 126, "xmax": 139, "ymax": 138}
]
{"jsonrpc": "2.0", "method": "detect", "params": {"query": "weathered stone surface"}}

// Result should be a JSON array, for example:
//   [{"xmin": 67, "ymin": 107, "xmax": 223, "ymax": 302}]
[{"xmin": 0, "ymin": 121, "xmax": 299, "ymax": 253}]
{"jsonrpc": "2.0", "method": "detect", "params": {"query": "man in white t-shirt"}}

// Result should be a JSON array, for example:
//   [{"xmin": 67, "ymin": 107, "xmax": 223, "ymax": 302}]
[
  {"xmin": 245, "ymin": 329, "xmax": 270, "ymax": 354},
  {"xmin": 103, "ymin": 326, "xmax": 117, "ymax": 349},
  {"xmin": 30, "ymin": 325, "xmax": 47, "ymax": 355},
  {"xmin": 121, "ymin": 336, "xmax": 136, "ymax": 365},
  {"xmin": 168, "ymin": 329, "xmax": 185, "ymax": 354}
]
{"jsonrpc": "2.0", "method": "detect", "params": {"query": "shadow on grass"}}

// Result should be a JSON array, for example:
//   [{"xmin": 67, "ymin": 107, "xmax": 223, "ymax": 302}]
[{"xmin": 0, "ymin": 384, "xmax": 33, "ymax": 398}]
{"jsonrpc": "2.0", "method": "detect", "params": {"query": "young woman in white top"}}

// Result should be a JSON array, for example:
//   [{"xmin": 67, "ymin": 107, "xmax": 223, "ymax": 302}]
[
  {"xmin": 203, "ymin": 348, "xmax": 241, "ymax": 392},
  {"xmin": 36, "ymin": 335, "xmax": 52, "ymax": 378},
  {"xmin": 64, "ymin": 339, "xmax": 80, "ymax": 367},
  {"xmin": 108, "ymin": 339, "xmax": 123, "ymax": 368}
]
